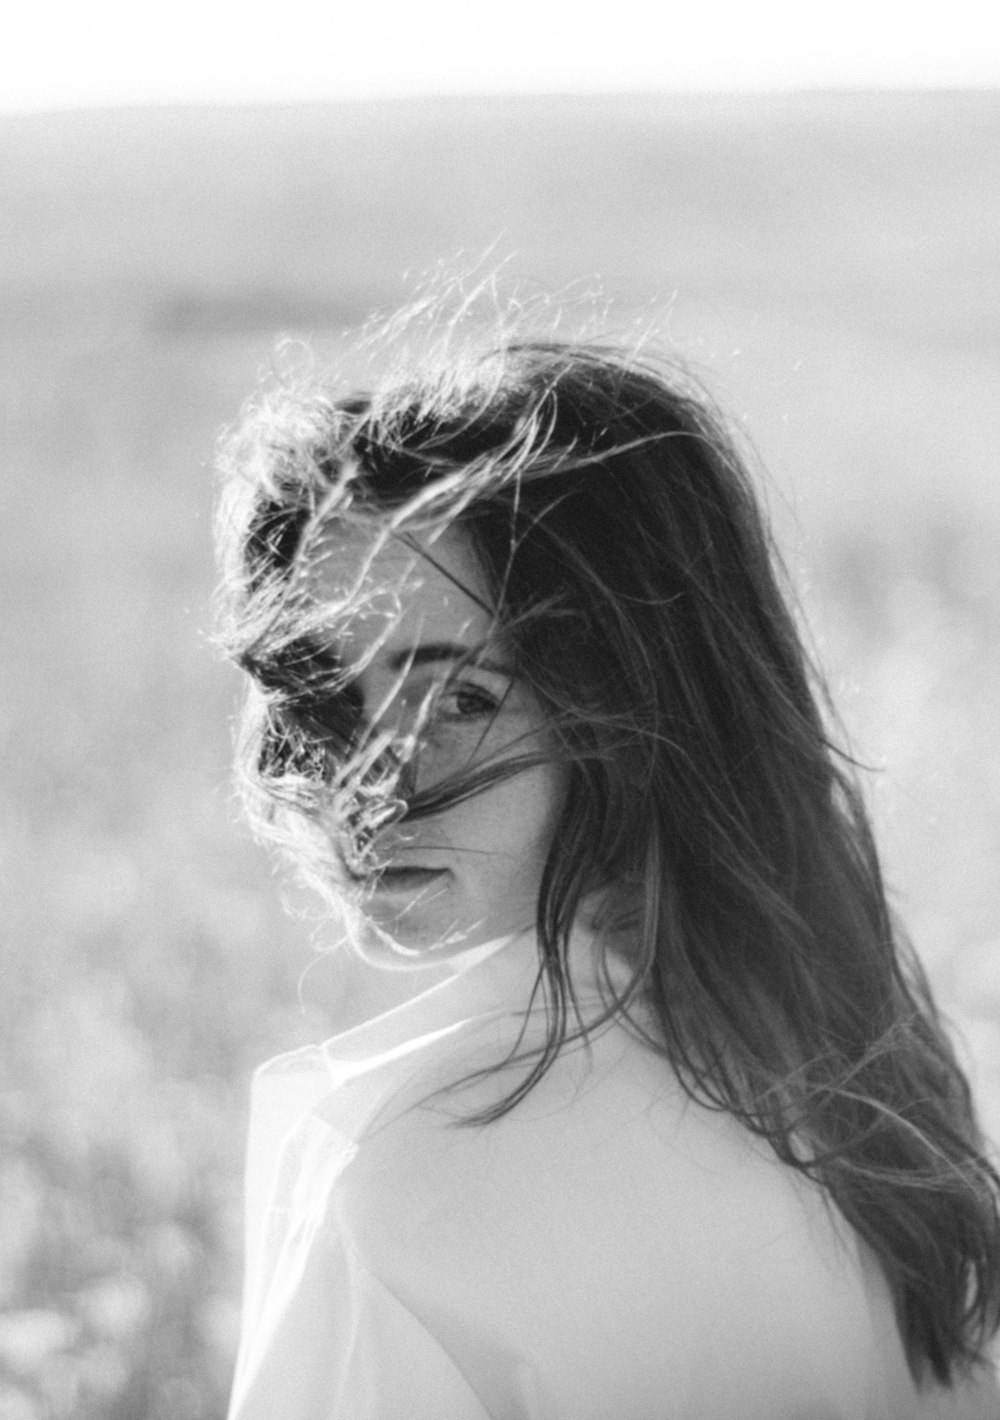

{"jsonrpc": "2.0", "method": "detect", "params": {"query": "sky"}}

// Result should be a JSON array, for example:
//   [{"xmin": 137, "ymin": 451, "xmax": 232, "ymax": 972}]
[{"xmin": 2, "ymin": 0, "xmax": 997, "ymax": 112}]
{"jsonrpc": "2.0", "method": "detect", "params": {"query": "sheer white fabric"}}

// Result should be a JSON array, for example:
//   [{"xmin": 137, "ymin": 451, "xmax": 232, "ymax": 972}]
[{"xmin": 227, "ymin": 934, "xmax": 1000, "ymax": 1420}]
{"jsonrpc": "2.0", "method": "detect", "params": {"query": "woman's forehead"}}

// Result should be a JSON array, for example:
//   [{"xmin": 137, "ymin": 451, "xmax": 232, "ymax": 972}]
[{"xmin": 307, "ymin": 522, "xmax": 494, "ymax": 665}]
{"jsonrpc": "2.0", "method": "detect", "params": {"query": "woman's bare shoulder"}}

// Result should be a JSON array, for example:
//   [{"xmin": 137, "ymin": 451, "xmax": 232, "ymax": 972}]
[
  {"xmin": 335, "ymin": 1010, "xmax": 861, "ymax": 1308},
  {"xmin": 329, "ymin": 1014, "xmax": 948, "ymax": 1417}
]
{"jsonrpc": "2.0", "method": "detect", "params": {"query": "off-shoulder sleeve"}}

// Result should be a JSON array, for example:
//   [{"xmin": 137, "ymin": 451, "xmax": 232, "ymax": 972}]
[
  {"xmin": 331, "ymin": 1024, "xmax": 1000, "ymax": 1420},
  {"xmin": 228, "ymin": 1216, "xmax": 496, "ymax": 1420},
  {"xmin": 231, "ymin": 1016, "xmax": 1000, "ymax": 1420}
]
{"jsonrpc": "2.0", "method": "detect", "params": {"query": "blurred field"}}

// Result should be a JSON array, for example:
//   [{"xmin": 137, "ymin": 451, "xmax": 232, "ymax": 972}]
[{"xmin": 2, "ymin": 92, "xmax": 999, "ymax": 1416}]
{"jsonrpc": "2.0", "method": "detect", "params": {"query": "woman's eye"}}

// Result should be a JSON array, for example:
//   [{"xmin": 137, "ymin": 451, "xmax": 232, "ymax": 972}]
[{"xmin": 434, "ymin": 683, "xmax": 501, "ymax": 721}]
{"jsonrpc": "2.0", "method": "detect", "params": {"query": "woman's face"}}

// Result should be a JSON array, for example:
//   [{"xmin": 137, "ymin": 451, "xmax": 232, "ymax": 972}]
[{"xmin": 309, "ymin": 523, "xmax": 563, "ymax": 963}]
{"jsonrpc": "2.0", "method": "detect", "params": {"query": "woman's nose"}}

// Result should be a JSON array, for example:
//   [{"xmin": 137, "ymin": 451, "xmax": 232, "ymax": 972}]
[{"xmin": 359, "ymin": 734, "xmax": 418, "ymax": 802}]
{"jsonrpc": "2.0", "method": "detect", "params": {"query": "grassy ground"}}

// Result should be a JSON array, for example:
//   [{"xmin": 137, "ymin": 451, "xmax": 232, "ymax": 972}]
[{"xmin": 2, "ymin": 92, "xmax": 999, "ymax": 1416}]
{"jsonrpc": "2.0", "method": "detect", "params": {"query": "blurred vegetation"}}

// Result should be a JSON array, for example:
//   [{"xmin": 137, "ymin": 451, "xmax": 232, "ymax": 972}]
[{"xmin": 1, "ymin": 92, "xmax": 999, "ymax": 1416}]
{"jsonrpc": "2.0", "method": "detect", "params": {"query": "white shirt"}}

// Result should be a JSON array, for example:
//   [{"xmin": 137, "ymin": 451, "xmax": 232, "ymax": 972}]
[{"xmin": 227, "ymin": 933, "xmax": 1000, "ymax": 1420}]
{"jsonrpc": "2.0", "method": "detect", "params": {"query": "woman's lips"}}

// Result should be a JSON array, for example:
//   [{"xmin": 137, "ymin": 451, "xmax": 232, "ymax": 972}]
[{"xmin": 371, "ymin": 867, "xmax": 450, "ymax": 894}]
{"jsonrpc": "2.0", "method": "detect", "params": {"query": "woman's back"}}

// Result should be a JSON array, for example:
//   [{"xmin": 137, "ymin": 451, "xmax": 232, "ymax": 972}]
[{"xmin": 228, "ymin": 935, "xmax": 1000, "ymax": 1420}]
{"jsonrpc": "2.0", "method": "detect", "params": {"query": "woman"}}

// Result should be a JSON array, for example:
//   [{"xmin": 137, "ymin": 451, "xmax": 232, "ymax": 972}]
[{"xmin": 216, "ymin": 330, "xmax": 1000, "ymax": 1418}]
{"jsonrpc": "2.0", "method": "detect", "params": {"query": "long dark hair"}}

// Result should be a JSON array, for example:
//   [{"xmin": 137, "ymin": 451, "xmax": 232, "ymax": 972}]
[{"xmin": 216, "ymin": 332, "xmax": 1000, "ymax": 1388}]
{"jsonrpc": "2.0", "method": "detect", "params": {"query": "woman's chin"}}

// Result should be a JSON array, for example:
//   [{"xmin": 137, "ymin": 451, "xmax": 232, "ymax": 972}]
[
  {"xmin": 352, "ymin": 902, "xmax": 531, "ymax": 970},
  {"xmin": 353, "ymin": 905, "xmax": 477, "ymax": 968}
]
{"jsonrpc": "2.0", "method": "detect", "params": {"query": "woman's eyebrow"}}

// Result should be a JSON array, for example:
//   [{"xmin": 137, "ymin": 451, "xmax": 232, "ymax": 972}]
[{"xmin": 387, "ymin": 643, "xmax": 510, "ymax": 675}]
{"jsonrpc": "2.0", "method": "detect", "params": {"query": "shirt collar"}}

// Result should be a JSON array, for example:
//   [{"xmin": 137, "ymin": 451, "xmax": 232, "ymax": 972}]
[{"xmin": 318, "ymin": 929, "xmax": 543, "ymax": 1069}]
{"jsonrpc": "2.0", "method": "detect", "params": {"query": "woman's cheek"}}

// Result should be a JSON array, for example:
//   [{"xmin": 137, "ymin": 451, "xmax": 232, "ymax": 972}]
[
  {"xmin": 414, "ymin": 721, "xmax": 488, "ymax": 779},
  {"xmin": 484, "ymin": 766, "xmax": 563, "ymax": 859}
]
